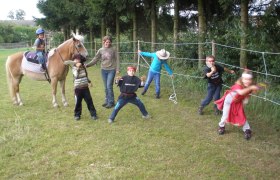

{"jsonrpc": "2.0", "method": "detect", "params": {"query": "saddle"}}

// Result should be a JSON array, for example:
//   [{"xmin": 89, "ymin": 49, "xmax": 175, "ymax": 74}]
[{"xmin": 24, "ymin": 51, "xmax": 48, "ymax": 64}]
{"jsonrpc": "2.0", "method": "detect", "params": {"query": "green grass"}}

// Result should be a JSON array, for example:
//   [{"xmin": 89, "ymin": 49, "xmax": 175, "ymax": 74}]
[{"xmin": 0, "ymin": 49, "xmax": 279, "ymax": 179}]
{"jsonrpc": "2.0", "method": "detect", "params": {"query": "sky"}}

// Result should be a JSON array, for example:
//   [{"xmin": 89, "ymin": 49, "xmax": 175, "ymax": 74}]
[{"xmin": 0, "ymin": 0, "xmax": 45, "ymax": 20}]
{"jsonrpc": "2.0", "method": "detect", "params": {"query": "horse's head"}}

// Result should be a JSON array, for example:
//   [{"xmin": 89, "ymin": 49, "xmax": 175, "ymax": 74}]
[
  {"xmin": 72, "ymin": 33, "xmax": 88, "ymax": 58},
  {"xmin": 48, "ymin": 33, "xmax": 88, "ymax": 62}
]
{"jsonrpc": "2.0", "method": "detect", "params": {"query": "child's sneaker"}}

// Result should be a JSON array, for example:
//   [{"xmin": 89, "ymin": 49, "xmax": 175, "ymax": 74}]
[
  {"xmin": 91, "ymin": 116, "xmax": 98, "ymax": 120},
  {"xmin": 218, "ymin": 126, "xmax": 225, "ymax": 135},
  {"xmin": 108, "ymin": 119, "xmax": 114, "ymax": 124},
  {"xmin": 198, "ymin": 106, "xmax": 203, "ymax": 115},
  {"xmin": 74, "ymin": 116, "xmax": 80, "ymax": 121},
  {"xmin": 141, "ymin": 90, "xmax": 146, "ymax": 95},
  {"xmin": 105, "ymin": 103, "xmax": 115, "ymax": 109},
  {"xmin": 244, "ymin": 129, "xmax": 252, "ymax": 140},
  {"xmin": 142, "ymin": 114, "xmax": 151, "ymax": 119},
  {"xmin": 40, "ymin": 64, "xmax": 46, "ymax": 72}
]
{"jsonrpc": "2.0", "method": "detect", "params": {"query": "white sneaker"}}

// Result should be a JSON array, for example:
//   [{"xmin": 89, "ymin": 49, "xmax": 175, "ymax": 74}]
[
  {"xmin": 108, "ymin": 119, "xmax": 114, "ymax": 124},
  {"xmin": 142, "ymin": 114, "xmax": 151, "ymax": 119}
]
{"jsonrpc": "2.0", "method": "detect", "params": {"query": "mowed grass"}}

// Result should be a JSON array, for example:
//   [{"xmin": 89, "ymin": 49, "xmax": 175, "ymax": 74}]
[{"xmin": 0, "ymin": 49, "xmax": 279, "ymax": 179}]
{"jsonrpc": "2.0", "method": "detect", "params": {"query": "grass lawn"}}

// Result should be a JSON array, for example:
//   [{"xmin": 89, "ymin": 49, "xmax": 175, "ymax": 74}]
[{"xmin": 0, "ymin": 49, "xmax": 279, "ymax": 179}]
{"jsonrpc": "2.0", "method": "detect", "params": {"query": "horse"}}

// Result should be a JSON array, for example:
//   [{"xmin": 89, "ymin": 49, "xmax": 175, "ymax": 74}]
[{"xmin": 5, "ymin": 34, "xmax": 88, "ymax": 107}]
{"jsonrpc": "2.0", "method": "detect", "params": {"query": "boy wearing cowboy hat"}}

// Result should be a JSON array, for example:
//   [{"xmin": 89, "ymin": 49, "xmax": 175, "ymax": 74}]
[
  {"xmin": 138, "ymin": 49, "xmax": 173, "ymax": 99},
  {"xmin": 108, "ymin": 66, "xmax": 150, "ymax": 124}
]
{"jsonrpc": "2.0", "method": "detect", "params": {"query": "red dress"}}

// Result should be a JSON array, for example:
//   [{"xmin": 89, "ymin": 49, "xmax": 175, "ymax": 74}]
[{"xmin": 215, "ymin": 84, "xmax": 250, "ymax": 126}]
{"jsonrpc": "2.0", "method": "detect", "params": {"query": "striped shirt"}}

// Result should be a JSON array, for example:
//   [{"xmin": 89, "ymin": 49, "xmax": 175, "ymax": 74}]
[{"xmin": 72, "ymin": 66, "xmax": 89, "ymax": 89}]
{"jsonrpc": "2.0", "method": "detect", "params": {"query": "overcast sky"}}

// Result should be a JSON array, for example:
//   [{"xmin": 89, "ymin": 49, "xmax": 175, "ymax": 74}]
[{"xmin": 0, "ymin": 0, "xmax": 44, "ymax": 20}]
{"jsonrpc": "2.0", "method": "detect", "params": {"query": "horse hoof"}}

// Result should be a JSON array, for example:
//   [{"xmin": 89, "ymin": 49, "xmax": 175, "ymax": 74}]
[
  {"xmin": 63, "ymin": 102, "xmax": 69, "ymax": 107},
  {"xmin": 53, "ymin": 103, "xmax": 59, "ymax": 108},
  {"xmin": 19, "ymin": 102, "xmax": 23, "ymax": 106}
]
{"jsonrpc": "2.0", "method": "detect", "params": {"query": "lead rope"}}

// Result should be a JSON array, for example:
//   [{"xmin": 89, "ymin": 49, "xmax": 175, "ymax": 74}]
[{"xmin": 169, "ymin": 77, "xmax": 177, "ymax": 104}]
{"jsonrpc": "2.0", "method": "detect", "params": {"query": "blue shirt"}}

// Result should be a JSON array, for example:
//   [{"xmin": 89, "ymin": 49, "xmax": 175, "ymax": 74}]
[
  {"xmin": 34, "ymin": 38, "xmax": 45, "ymax": 53},
  {"xmin": 140, "ymin": 52, "xmax": 173, "ymax": 75}
]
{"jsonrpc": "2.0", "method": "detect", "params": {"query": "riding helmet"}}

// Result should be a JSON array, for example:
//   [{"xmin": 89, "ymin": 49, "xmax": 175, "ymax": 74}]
[{"xmin": 36, "ymin": 28, "xmax": 45, "ymax": 35}]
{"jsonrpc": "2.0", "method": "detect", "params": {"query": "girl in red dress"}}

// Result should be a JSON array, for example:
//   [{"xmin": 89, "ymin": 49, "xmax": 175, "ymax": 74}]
[{"xmin": 215, "ymin": 71, "xmax": 261, "ymax": 140}]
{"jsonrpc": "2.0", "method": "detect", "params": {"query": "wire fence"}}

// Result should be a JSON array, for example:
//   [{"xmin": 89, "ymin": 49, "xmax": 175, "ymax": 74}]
[
  {"xmin": 0, "ymin": 41, "xmax": 32, "ymax": 49},
  {"xmin": 1, "ymin": 40, "xmax": 279, "ymax": 106}
]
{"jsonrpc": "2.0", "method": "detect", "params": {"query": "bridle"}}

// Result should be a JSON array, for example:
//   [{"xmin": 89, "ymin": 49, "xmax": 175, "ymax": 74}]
[{"xmin": 55, "ymin": 39, "xmax": 85, "ymax": 64}]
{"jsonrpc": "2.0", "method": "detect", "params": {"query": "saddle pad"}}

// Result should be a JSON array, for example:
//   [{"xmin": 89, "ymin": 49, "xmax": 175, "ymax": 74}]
[{"xmin": 22, "ymin": 52, "xmax": 45, "ymax": 74}]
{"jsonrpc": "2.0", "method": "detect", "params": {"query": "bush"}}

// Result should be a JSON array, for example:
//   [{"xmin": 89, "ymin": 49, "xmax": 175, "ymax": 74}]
[{"xmin": 0, "ymin": 22, "xmax": 36, "ymax": 43}]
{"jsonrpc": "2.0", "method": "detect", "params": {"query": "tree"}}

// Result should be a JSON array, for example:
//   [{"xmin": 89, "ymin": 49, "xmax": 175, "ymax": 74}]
[
  {"xmin": 173, "ymin": 0, "xmax": 179, "ymax": 53},
  {"xmin": 15, "ymin": 9, "xmax": 26, "ymax": 20},
  {"xmin": 240, "ymin": 0, "xmax": 249, "ymax": 68},
  {"xmin": 7, "ymin": 9, "xmax": 26, "ymax": 20},
  {"xmin": 7, "ymin": 11, "xmax": 15, "ymax": 20},
  {"xmin": 150, "ymin": 0, "xmax": 157, "ymax": 51},
  {"xmin": 198, "ymin": 0, "xmax": 206, "ymax": 68}
]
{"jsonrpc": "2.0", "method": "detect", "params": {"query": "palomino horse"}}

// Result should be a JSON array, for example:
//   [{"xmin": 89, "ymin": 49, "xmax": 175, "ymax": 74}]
[{"xmin": 6, "ymin": 34, "xmax": 88, "ymax": 107}]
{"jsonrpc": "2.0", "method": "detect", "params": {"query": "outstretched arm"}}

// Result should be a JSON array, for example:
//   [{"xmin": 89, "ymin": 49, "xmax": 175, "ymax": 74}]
[
  {"xmin": 236, "ymin": 85, "xmax": 260, "ymax": 96},
  {"xmin": 85, "ymin": 49, "xmax": 101, "ymax": 67},
  {"xmin": 138, "ymin": 50, "xmax": 154, "ymax": 58},
  {"xmin": 163, "ymin": 61, "xmax": 173, "ymax": 76},
  {"xmin": 224, "ymin": 67, "xmax": 235, "ymax": 74}
]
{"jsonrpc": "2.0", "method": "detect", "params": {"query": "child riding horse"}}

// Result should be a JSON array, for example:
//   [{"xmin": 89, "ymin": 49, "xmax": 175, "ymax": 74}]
[{"xmin": 5, "ymin": 33, "xmax": 88, "ymax": 107}]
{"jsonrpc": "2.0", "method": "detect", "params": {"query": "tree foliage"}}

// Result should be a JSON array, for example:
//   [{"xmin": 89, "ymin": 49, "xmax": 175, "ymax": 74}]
[
  {"xmin": 7, "ymin": 9, "xmax": 26, "ymax": 20},
  {"xmin": 0, "ymin": 23, "xmax": 36, "ymax": 43},
  {"xmin": 2, "ymin": 0, "xmax": 278, "ymax": 75}
]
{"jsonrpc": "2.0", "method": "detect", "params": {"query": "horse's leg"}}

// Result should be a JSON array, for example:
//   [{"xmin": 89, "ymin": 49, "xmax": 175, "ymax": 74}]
[
  {"xmin": 59, "ymin": 79, "xmax": 69, "ymax": 107},
  {"xmin": 11, "ymin": 79, "xmax": 20, "ymax": 105},
  {"xmin": 51, "ymin": 77, "xmax": 59, "ymax": 107},
  {"xmin": 9, "ymin": 75, "xmax": 24, "ymax": 106},
  {"xmin": 16, "ymin": 93, "xmax": 23, "ymax": 106},
  {"xmin": 6, "ymin": 54, "xmax": 24, "ymax": 106},
  {"xmin": 16, "ymin": 75, "xmax": 24, "ymax": 106}
]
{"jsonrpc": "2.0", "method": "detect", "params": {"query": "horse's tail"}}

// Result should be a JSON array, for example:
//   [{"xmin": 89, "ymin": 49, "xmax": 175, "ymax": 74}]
[{"xmin": 5, "ymin": 56, "xmax": 14, "ymax": 99}]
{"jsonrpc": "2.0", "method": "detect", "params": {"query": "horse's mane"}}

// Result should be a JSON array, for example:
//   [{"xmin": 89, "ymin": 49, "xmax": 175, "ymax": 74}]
[
  {"xmin": 48, "ymin": 34, "xmax": 86, "ymax": 59},
  {"xmin": 48, "ymin": 38, "xmax": 73, "ymax": 58}
]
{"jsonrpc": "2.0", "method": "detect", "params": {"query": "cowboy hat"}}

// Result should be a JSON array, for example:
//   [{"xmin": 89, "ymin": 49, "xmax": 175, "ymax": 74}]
[{"xmin": 156, "ymin": 49, "xmax": 170, "ymax": 60}]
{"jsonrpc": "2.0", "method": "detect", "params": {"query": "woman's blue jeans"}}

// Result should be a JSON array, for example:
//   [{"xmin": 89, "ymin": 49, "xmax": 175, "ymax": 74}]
[{"xmin": 101, "ymin": 69, "xmax": 116, "ymax": 105}]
